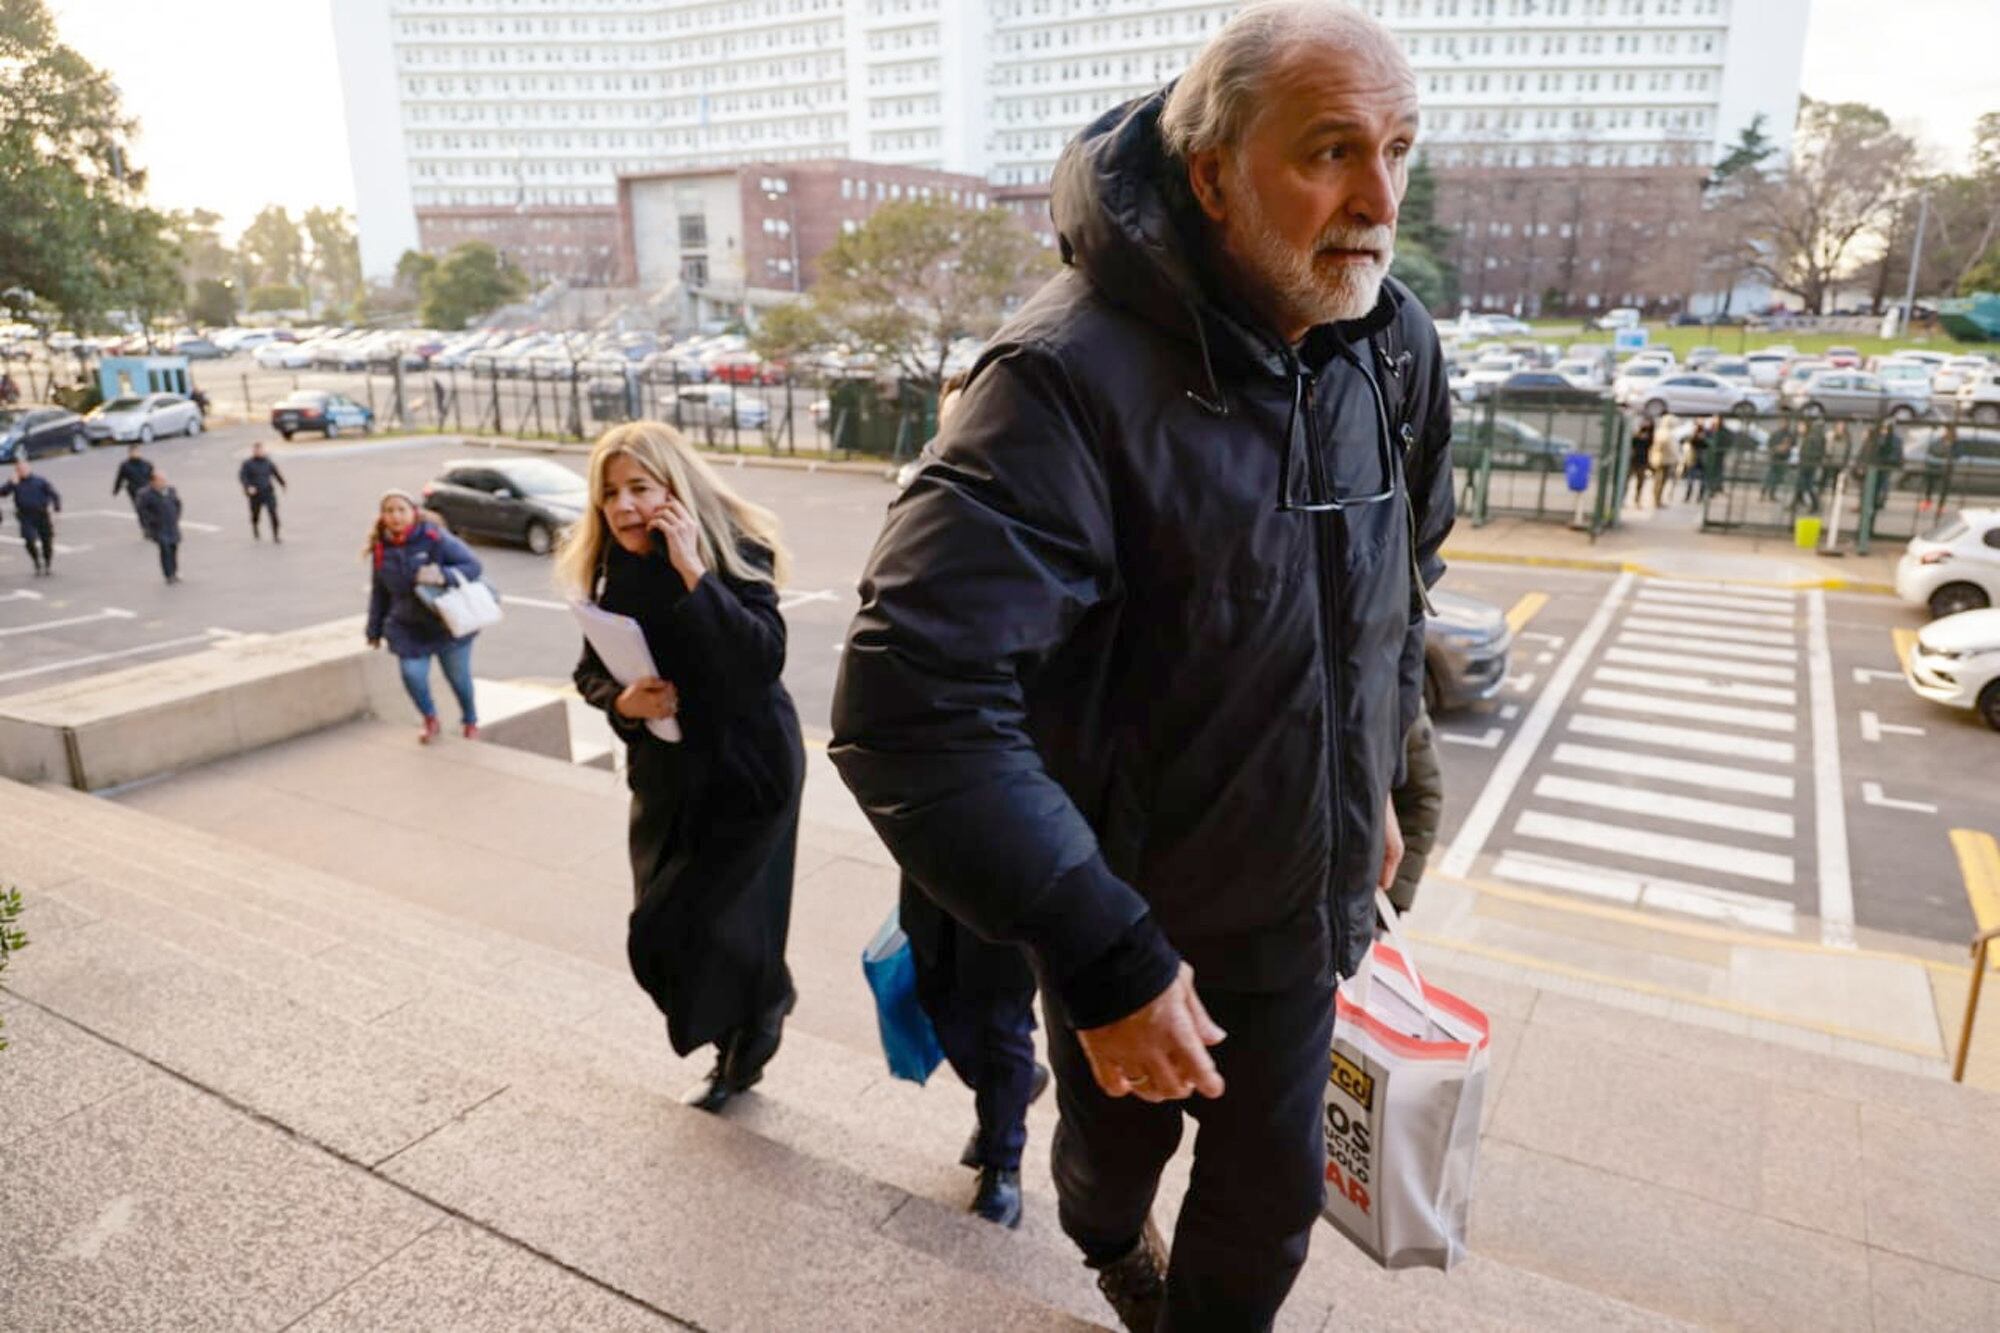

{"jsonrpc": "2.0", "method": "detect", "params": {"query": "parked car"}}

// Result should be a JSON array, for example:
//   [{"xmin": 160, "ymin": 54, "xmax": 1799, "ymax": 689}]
[
  {"xmin": 1876, "ymin": 360, "xmax": 1937, "ymax": 399},
  {"xmin": 1552, "ymin": 357, "xmax": 1610, "ymax": 391},
  {"xmin": 660, "ymin": 384, "xmax": 770, "ymax": 430},
  {"xmin": 1594, "ymin": 307, "xmax": 1642, "ymax": 331},
  {"xmin": 1823, "ymin": 345, "xmax": 1862, "ymax": 369},
  {"xmin": 172, "ymin": 337, "xmax": 225, "ymax": 360},
  {"xmin": 1705, "ymin": 357, "xmax": 1755, "ymax": 384},
  {"xmin": 84, "ymin": 392, "xmax": 203, "ymax": 443},
  {"xmin": 1934, "ymin": 356, "xmax": 1994, "ymax": 396},
  {"xmin": 1782, "ymin": 369, "xmax": 1928, "ymax": 420},
  {"xmin": 0, "ymin": 406, "xmax": 87, "ymax": 461},
  {"xmin": 1496, "ymin": 371, "xmax": 1603, "ymax": 406},
  {"xmin": 421, "ymin": 457, "xmax": 587, "ymax": 554},
  {"xmin": 1611, "ymin": 360, "xmax": 1670, "ymax": 407},
  {"xmin": 270, "ymin": 389, "xmax": 374, "ymax": 439},
  {"xmin": 1634, "ymin": 372, "xmax": 1778, "ymax": 418},
  {"xmin": 1908, "ymin": 426, "xmax": 2000, "ymax": 498},
  {"xmin": 1742, "ymin": 350, "xmax": 1789, "ymax": 389},
  {"xmin": 1957, "ymin": 367, "xmax": 2000, "ymax": 425},
  {"xmin": 1685, "ymin": 345, "xmax": 1724, "ymax": 370},
  {"xmin": 1464, "ymin": 353, "xmax": 1527, "ymax": 399},
  {"xmin": 1905, "ymin": 606, "xmax": 2000, "ymax": 730},
  {"xmin": 311, "ymin": 334, "xmax": 371, "ymax": 372},
  {"xmin": 254, "ymin": 341, "xmax": 315, "ymax": 370},
  {"xmin": 1895, "ymin": 508, "xmax": 2000, "ymax": 618},
  {"xmin": 1424, "ymin": 589, "xmax": 1512, "ymax": 712},
  {"xmin": 1451, "ymin": 414, "xmax": 1571, "ymax": 466}
]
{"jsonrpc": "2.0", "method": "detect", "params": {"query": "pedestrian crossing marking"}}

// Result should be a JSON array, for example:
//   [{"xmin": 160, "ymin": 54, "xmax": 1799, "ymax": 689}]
[
  {"xmin": 1532, "ymin": 774, "xmax": 1795, "ymax": 838},
  {"xmin": 1591, "ymin": 664, "xmax": 1798, "ymax": 707},
  {"xmin": 1622, "ymin": 616, "xmax": 1795, "ymax": 646},
  {"xmin": 1514, "ymin": 810, "xmax": 1796, "ymax": 885},
  {"xmin": 1641, "ymin": 578, "xmax": 1797, "ymax": 604},
  {"xmin": 1615, "ymin": 630, "xmax": 1797, "ymax": 663},
  {"xmin": 1505, "ymin": 592, "xmax": 1549, "ymax": 635},
  {"xmin": 1579, "ymin": 687, "xmax": 1797, "ymax": 734},
  {"xmin": 1602, "ymin": 646, "xmax": 1796, "ymax": 683},
  {"xmin": 1635, "ymin": 588, "xmax": 1801, "ymax": 615},
  {"xmin": 1550, "ymin": 742, "xmax": 1796, "ymax": 799},
  {"xmin": 1568, "ymin": 714, "xmax": 1796, "ymax": 764},
  {"xmin": 1626, "ymin": 597, "xmax": 1797, "ymax": 629},
  {"xmin": 1490, "ymin": 850, "xmax": 1796, "ymax": 934}
]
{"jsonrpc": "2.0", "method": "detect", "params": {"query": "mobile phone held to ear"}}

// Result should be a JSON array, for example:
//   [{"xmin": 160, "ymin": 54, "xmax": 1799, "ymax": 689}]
[{"xmin": 650, "ymin": 525, "xmax": 668, "ymax": 560}]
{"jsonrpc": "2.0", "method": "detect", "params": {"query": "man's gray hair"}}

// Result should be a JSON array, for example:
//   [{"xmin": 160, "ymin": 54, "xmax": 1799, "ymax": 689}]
[{"xmin": 1159, "ymin": 1, "xmax": 1397, "ymax": 162}]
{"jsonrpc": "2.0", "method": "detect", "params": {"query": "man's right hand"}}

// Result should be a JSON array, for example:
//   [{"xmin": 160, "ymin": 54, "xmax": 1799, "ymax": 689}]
[
  {"xmin": 614, "ymin": 676, "xmax": 678, "ymax": 721},
  {"xmin": 1075, "ymin": 962, "xmax": 1227, "ymax": 1103}
]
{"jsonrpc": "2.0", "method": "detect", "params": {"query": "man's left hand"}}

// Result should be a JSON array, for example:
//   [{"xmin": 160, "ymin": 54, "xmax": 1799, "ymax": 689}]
[{"xmin": 1379, "ymin": 796, "xmax": 1404, "ymax": 892}]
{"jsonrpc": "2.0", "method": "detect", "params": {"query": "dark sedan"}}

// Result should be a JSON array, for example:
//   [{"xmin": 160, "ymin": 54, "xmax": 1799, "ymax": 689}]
[
  {"xmin": 422, "ymin": 457, "xmax": 588, "ymax": 554},
  {"xmin": 0, "ymin": 407, "xmax": 87, "ymax": 461},
  {"xmin": 1495, "ymin": 371, "xmax": 1605, "ymax": 407},
  {"xmin": 1425, "ymin": 589, "xmax": 1512, "ymax": 712},
  {"xmin": 271, "ymin": 390, "xmax": 373, "ymax": 439}
]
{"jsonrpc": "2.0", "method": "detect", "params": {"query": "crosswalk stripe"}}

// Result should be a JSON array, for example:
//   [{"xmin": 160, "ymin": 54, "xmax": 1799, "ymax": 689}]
[
  {"xmin": 1550, "ymin": 742, "xmax": 1796, "ymax": 799},
  {"xmin": 1580, "ymin": 687, "xmax": 1796, "ymax": 733},
  {"xmin": 1622, "ymin": 616, "xmax": 1796, "ymax": 646},
  {"xmin": 1634, "ymin": 588, "xmax": 1801, "ymax": 615},
  {"xmin": 1491, "ymin": 850, "xmax": 1798, "ymax": 933},
  {"xmin": 1591, "ymin": 665, "xmax": 1798, "ymax": 707},
  {"xmin": 1641, "ymin": 578, "xmax": 1797, "ymax": 605},
  {"xmin": 1514, "ymin": 810, "xmax": 1795, "ymax": 885},
  {"xmin": 1532, "ymin": 774, "xmax": 1795, "ymax": 838},
  {"xmin": 1626, "ymin": 598, "xmax": 1796, "ymax": 629},
  {"xmin": 1601, "ymin": 647, "xmax": 1797, "ymax": 683},
  {"xmin": 1616, "ymin": 630, "xmax": 1797, "ymax": 663},
  {"xmin": 1568, "ymin": 713, "xmax": 1797, "ymax": 764}
]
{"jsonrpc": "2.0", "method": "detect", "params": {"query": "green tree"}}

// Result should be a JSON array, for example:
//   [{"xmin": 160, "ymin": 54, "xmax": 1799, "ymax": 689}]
[
  {"xmin": 419, "ymin": 241, "xmax": 530, "ymax": 329},
  {"xmin": 808, "ymin": 200, "xmax": 1055, "ymax": 386},
  {"xmin": 189, "ymin": 277, "xmax": 237, "ymax": 325},
  {"xmin": 303, "ymin": 206, "xmax": 362, "ymax": 311},
  {"xmin": 1708, "ymin": 114, "xmax": 1778, "ymax": 190},
  {"xmin": 1391, "ymin": 156, "xmax": 1459, "ymax": 311},
  {"xmin": 239, "ymin": 205, "xmax": 304, "ymax": 292},
  {"xmin": 249, "ymin": 283, "xmax": 305, "ymax": 313},
  {"xmin": 748, "ymin": 300, "xmax": 829, "ymax": 364},
  {"xmin": 395, "ymin": 248, "xmax": 438, "ymax": 295},
  {"xmin": 167, "ymin": 208, "xmax": 234, "ymax": 285},
  {"xmin": 1961, "ymin": 244, "xmax": 2000, "ymax": 295}
]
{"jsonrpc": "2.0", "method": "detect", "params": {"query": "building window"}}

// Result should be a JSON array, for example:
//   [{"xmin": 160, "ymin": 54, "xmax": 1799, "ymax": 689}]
[
  {"xmin": 681, "ymin": 255, "xmax": 709, "ymax": 287},
  {"xmin": 678, "ymin": 213, "xmax": 707, "ymax": 249}
]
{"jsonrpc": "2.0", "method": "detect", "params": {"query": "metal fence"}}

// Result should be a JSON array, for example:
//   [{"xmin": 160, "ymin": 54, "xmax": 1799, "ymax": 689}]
[{"xmin": 1449, "ymin": 394, "xmax": 1629, "ymax": 536}]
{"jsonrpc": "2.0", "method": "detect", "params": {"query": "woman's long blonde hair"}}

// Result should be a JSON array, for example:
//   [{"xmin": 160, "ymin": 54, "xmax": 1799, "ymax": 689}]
[{"xmin": 554, "ymin": 421, "xmax": 791, "ymax": 598}]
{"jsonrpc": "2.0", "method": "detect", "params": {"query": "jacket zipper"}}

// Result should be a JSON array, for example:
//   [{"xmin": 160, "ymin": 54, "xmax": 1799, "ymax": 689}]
[{"xmin": 1297, "ymin": 363, "xmax": 1347, "ymax": 967}]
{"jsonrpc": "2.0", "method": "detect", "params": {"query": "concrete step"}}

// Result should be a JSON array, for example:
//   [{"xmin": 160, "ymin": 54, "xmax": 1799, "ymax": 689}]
[{"xmin": 21, "ymin": 769, "xmax": 2000, "ymax": 1330}]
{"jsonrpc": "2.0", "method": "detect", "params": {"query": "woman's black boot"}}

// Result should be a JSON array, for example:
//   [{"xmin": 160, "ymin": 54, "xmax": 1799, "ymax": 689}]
[{"xmin": 723, "ymin": 990, "xmax": 796, "ymax": 1092}]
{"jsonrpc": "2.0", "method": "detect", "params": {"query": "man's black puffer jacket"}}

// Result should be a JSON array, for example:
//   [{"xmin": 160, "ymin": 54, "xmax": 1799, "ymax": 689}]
[{"xmin": 830, "ymin": 89, "xmax": 1455, "ymax": 1029}]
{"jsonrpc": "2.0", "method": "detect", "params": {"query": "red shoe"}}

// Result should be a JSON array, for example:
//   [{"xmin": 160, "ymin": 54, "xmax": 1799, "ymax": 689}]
[
  {"xmin": 461, "ymin": 723, "xmax": 480, "ymax": 741},
  {"xmin": 419, "ymin": 715, "xmax": 441, "ymax": 745}
]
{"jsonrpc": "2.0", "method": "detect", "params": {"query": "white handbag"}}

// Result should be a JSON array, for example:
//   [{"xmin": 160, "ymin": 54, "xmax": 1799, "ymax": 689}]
[{"xmin": 422, "ymin": 567, "xmax": 504, "ymax": 637}]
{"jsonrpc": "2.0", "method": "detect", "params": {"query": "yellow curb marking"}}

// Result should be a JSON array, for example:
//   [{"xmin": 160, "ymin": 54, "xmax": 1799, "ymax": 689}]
[
  {"xmin": 1505, "ymin": 592, "xmax": 1550, "ymax": 636},
  {"xmin": 1891, "ymin": 626, "xmax": 1918, "ymax": 676},
  {"xmin": 1951, "ymin": 829, "xmax": 2000, "ymax": 947}
]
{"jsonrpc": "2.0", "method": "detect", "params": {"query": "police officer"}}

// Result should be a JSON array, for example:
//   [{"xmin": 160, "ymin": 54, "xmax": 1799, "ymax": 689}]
[
  {"xmin": 136, "ymin": 470, "xmax": 184, "ymax": 585},
  {"xmin": 112, "ymin": 443, "xmax": 155, "ymax": 531},
  {"xmin": 238, "ymin": 440, "xmax": 287, "ymax": 542},
  {"xmin": 1, "ymin": 457, "xmax": 61, "ymax": 576}
]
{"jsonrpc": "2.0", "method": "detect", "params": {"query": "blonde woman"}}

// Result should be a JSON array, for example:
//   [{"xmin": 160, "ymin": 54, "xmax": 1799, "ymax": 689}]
[{"xmin": 559, "ymin": 422, "xmax": 803, "ymax": 1112}]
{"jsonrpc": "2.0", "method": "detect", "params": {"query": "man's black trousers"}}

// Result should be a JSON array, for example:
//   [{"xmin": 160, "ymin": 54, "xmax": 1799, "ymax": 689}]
[
  {"xmin": 18, "ymin": 511, "xmax": 53, "ymax": 569},
  {"xmin": 924, "ymin": 974, "xmax": 1039, "ymax": 1171},
  {"xmin": 248, "ymin": 490, "xmax": 279, "ymax": 537},
  {"xmin": 157, "ymin": 540, "xmax": 178, "ymax": 582},
  {"xmin": 1044, "ymin": 969, "xmax": 1334, "ymax": 1332}
]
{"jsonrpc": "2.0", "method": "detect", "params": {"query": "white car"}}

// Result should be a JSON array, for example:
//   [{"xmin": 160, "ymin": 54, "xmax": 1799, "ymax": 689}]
[
  {"xmin": 1742, "ymin": 351, "xmax": 1789, "ymax": 389},
  {"xmin": 1957, "ymin": 368, "xmax": 2000, "ymax": 425},
  {"xmin": 1552, "ymin": 357, "xmax": 1609, "ymax": 391},
  {"xmin": 254, "ymin": 341, "xmax": 314, "ymax": 369},
  {"xmin": 1594, "ymin": 307, "xmax": 1641, "ymax": 331},
  {"xmin": 1934, "ymin": 357, "xmax": 1994, "ymax": 396},
  {"xmin": 1611, "ymin": 360, "xmax": 1670, "ymax": 407},
  {"xmin": 1896, "ymin": 509, "xmax": 2000, "ymax": 619},
  {"xmin": 1464, "ymin": 354, "xmax": 1526, "ymax": 399},
  {"xmin": 1905, "ymin": 607, "xmax": 2000, "ymax": 730},
  {"xmin": 1632, "ymin": 372, "xmax": 1777, "ymax": 418},
  {"xmin": 85, "ymin": 392, "xmax": 203, "ymax": 443}
]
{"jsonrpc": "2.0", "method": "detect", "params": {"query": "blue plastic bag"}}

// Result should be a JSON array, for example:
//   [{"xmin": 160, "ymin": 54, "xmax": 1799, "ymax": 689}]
[{"xmin": 862, "ymin": 908, "xmax": 945, "ymax": 1085}]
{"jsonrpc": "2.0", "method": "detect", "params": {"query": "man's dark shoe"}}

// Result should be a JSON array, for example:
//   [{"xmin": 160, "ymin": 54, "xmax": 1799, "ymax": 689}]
[
  {"xmin": 681, "ymin": 1055, "xmax": 736, "ymax": 1113},
  {"xmin": 961, "ymin": 1061, "xmax": 1052, "ymax": 1168},
  {"xmin": 971, "ymin": 1167, "xmax": 1023, "ymax": 1229},
  {"xmin": 1089, "ymin": 1218, "xmax": 1167, "ymax": 1333},
  {"xmin": 723, "ymin": 989, "xmax": 795, "ymax": 1092}
]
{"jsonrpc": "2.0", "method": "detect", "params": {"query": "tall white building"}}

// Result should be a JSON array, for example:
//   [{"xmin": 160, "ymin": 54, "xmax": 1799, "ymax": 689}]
[{"xmin": 336, "ymin": 0, "xmax": 1809, "ymax": 288}]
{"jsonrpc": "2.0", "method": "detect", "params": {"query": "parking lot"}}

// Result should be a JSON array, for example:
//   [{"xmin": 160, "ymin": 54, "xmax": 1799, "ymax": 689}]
[{"xmin": 1, "ymin": 422, "xmax": 1989, "ymax": 951}]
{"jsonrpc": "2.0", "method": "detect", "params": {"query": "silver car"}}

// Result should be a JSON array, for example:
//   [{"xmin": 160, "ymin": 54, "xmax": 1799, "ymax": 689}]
[
  {"xmin": 660, "ymin": 385, "xmax": 769, "ymax": 430},
  {"xmin": 84, "ymin": 392, "xmax": 203, "ymax": 443},
  {"xmin": 1634, "ymin": 372, "xmax": 1777, "ymax": 418},
  {"xmin": 1425, "ymin": 589, "xmax": 1512, "ymax": 712},
  {"xmin": 1783, "ymin": 370, "xmax": 1928, "ymax": 420}
]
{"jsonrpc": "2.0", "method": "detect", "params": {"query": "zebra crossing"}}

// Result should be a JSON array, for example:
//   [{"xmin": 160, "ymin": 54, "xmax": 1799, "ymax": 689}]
[{"xmin": 1441, "ymin": 573, "xmax": 1853, "ymax": 942}]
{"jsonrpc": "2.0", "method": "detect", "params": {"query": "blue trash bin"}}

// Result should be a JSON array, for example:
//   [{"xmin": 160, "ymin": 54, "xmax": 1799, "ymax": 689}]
[{"xmin": 1563, "ymin": 450, "xmax": 1593, "ymax": 493}]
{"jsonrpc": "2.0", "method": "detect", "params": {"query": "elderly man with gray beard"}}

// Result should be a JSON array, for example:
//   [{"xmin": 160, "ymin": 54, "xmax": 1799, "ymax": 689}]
[{"xmin": 830, "ymin": 3, "xmax": 1454, "ymax": 1328}]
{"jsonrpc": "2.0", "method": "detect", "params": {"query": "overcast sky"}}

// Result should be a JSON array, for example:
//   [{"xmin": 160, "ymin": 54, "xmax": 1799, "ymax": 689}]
[{"xmin": 46, "ymin": 0, "xmax": 2000, "ymax": 243}]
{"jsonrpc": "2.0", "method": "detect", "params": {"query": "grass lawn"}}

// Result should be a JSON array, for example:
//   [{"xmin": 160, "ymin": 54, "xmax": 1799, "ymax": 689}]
[{"xmin": 1522, "ymin": 321, "xmax": 1988, "ymax": 362}]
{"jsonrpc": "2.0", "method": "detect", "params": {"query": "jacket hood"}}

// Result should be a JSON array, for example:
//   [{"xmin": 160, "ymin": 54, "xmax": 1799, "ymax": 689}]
[{"xmin": 1050, "ymin": 86, "xmax": 1404, "ymax": 387}]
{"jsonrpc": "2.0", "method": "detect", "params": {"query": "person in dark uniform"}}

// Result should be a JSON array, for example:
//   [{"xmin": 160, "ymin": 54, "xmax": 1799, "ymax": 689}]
[
  {"xmin": 239, "ymin": 440, "xmax": 287, "ymax": 541},
  {"xmin": 135, "ymin": 470, "xmax": 183, "ymax": 584},
  {"xmin": 563, "ymin": 421, "xmax": 804, "ymax": 1115},
  {"xmin": 1627, "ymin": 415, "xmax": 1653, "ymax": 507},
  {"xmin": 1, "ymin": 457, "xmax": 60, "ymax": 576},
  {"xmin": 112, "ymin": 444, "xmax": 155, "ymax": 530}
]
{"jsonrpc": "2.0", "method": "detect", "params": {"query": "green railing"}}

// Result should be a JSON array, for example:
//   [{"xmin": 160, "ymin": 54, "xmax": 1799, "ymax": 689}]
[{"xmin": 1450, "ymin": 394, "xmax": 1629, "ymax": 537}]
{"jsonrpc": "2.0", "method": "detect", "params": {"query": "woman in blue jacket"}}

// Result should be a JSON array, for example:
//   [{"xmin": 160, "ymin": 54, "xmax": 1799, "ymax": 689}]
[{"xmin": 365, "ymin": 488, "xmax": 483, "ymax": 743}]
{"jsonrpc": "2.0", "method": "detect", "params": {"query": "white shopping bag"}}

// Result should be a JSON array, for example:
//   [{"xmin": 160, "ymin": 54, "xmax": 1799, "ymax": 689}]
[
  {"xmin": 424, "ymin": 567, "xmax": 504, "ymax": 638},
  {"xmin": 1321, "ymin": 892, "xmax": 1490, "ymax": 1271}
]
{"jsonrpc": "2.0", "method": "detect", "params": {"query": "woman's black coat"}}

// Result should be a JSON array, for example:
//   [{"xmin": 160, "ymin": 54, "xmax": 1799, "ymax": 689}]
[{"xmin": 574, "ymin": 540, "xmax": 804, "ymax": 1055}]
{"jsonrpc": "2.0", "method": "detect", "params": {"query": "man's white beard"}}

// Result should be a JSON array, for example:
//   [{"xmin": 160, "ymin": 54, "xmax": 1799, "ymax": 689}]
[{"xmin": 1235, "ymin": 179, "xmax": 1395, "ymax": 329}]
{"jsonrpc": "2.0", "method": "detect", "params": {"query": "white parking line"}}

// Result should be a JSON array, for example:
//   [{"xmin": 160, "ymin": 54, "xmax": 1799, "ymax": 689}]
[
  {"xmin": 1439, "ymin": 571, "xmax": 1634, "ymax": 879},
  {"xmin": 1858, "ymin": 710, "xmax": 1925, "ymax": 742},
  {"xmin": 1623, "ymin": 599, "xmax": 1797, "ymax": 629},
  {"xmin": 1491, "ymin": 849, "xmax": 1797, "ymax": 933},
  {"xmin": 0, "ymin": 607, "xmax": 138, "ymax": 639},
  {"xmin": 1590, "ymin": 665, "xmax": 1798, "ymax": 707},
  {"xmin": 1567, "ymin": 713, "xmax": 1796, "ymax": 764},
  {"xmin": 0, "ymin": 536, "xmax": 92, "ymax": 555},
  {"xmin": 1806, "ymin": 590, "xmax": 1854, "ymax": 948},
  {"xmin": 1532, "ymin": 773, "xmax": 1795, "ymax": 838},
  {"xmin": 0, "ymin": 589, "xmax": 44, "ymax": 603},
  {"xmin": 778, "ymin": 589, "xmax": 839, "ymax": 612},
  {"xmin": 65, "ymin": 509, "xmax": 221, "ymax": 533},
  {"xmin": 1861, "ymin": 781, "xmax": 1938, "ymax": 814},
  {"xmin": 1851, "ymin": 667, "xmax": 1904, "ymax": 685},
  {"xmin": 0, "ymin": 630, "xmax": 231, "ymax": 685},
  {"xmin": 1620, "ymin": 616, "xmax": 1795, "ymax": 646},
  {"xmin": 1616, "ymin": 630, "xmax": 1797, "ymax": 662},
  {"xmin": 1550, "ymin": 741, "xmax": 1796, "ymax": 799},
  {"xmin": 1514, "ymin": 810, "xmax": 1796, "ymax": 885},
  {"xmin": 1602, "ymin": 646, "xmax": 1796, "ymax": 683},
  {"xmin": 504, "ymin": 594, "xmax": 571, "ymax": 611},
  {"xmin": 1579, "ymin": 687, "xmax": 1796, "ymax": 734}
]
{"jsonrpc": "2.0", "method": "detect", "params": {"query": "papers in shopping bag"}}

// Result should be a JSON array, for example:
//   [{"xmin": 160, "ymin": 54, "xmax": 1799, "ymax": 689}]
[{"xmin": 569, "ymin": 600, "xmax": 682, "ymax": 743}]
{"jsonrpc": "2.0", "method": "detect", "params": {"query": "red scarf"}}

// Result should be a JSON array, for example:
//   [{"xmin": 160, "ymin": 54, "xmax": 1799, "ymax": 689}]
[{"xmin": 373, "ymin": 520, "xmax": 429, "ymax": 569}]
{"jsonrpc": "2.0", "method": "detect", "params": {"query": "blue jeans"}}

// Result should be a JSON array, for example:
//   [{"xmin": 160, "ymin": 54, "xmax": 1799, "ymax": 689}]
[{"xmin": 397, "ymin": 639, "xmax": 477, "ymax": 724}]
